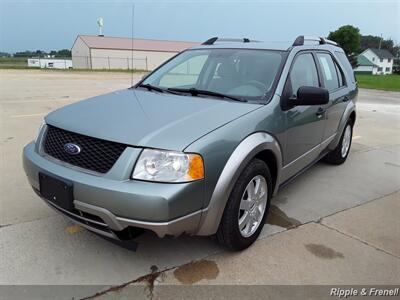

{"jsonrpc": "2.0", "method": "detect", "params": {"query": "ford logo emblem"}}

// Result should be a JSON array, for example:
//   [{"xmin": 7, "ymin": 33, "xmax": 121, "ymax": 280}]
[{"xmin": 64, "ymin": 143, "xmax": 81, "ymax": 155}]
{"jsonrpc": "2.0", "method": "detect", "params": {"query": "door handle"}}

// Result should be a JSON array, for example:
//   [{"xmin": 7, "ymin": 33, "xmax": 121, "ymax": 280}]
[
  {"xmin": 316, "ymin": 107, "xmax": 325, "ymax": 118},
  {"xmin": 343, "ymin": 96, "xmax": 350, "ymax": 102}
]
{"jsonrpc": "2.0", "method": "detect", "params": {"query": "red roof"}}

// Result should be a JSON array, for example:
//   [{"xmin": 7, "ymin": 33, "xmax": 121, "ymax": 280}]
[{"xmin": 78, "ymin": 35, "xmax": 198, "ymax": 52}]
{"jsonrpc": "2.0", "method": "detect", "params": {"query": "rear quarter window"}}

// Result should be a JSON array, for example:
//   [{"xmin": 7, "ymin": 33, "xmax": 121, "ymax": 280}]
[
  {"xmin": 316, "ymin": 53, "xmax": 339, "ymax": 91},
  {"xmin": 335, "ymin": 51, "xmax": 356, "ymax": 83}
]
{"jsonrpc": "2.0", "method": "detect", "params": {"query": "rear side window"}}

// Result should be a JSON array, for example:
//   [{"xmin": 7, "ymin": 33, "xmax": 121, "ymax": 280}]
[
  {"xmin": 289, "ymin": 53, "xmax": 319, "ymax": 96},
  {"xmin": 335, "ymin": 62, "xmax": 345, "ymax": 87},
  {"xmin": 316, "ymin": 53, "xmax": 339, "ymax": 91},
  {"xmin": 335, "ymin": 51, "xmax": 356, "ymax": 83}
]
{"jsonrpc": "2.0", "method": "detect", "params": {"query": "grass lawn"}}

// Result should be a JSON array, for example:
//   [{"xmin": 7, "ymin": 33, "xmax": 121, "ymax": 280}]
[
  {"xmin": 356, "ymin": 74, "xmax": 400, "ymax": 92},
  {"xmin": 0, "ymin": 57, "xmax": 28, "ymax": 67}
]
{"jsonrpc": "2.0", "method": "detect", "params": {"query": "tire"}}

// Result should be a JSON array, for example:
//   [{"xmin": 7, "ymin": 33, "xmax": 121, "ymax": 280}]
[
  {"xmin": 216, "ymin": 159, "xmax": 272, "ymax": 251},
  {"xmin": 324, "ymin": 120, "xmax": 353, "ymax": 165}
]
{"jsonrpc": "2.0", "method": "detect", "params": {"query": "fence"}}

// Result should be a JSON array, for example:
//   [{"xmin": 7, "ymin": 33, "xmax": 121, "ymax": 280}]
[
  {"xmin": 0, "ymin": 56, "xmax": 149, "ymax": 71},
  {"xmin": 72, "ymin": 55, "xmax": 149, "ymax": 71}
]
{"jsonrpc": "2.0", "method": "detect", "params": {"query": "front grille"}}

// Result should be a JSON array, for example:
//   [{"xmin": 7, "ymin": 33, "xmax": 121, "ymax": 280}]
[{"xmin": 42, "ymin": 125, "xmax": 127, "ymax": 173}]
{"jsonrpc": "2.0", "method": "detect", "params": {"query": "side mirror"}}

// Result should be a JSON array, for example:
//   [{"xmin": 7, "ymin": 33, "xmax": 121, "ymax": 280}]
[{"xmin": 291, "ymin": 86, "xmax": 329, "ymax": 106}]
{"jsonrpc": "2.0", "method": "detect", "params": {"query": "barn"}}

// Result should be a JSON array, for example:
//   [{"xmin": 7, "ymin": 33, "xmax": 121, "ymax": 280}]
[{"xmin": 71, "ymin": 35, "xmax": 198, "ymax": 71}]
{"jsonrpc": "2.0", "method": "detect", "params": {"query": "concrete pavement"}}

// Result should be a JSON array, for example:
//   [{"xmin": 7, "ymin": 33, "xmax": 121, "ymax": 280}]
[{"xmin": 89, "ymin": 192, "xmax": 400, "ymax": 299}]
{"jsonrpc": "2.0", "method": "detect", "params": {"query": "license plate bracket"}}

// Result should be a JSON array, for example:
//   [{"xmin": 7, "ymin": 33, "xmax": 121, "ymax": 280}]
[{"xmin": 39, "ymin": 173, "xmax": 74, "ymax": 211}]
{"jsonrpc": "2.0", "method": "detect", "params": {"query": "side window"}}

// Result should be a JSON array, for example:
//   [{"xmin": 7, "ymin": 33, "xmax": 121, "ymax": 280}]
[
  {"xmin": 335, "ymin": 62, "xmax": 345, "ymax": 87},
  {"xmin": 316, "ymin": 53, "xmax": 339, "ymax": 91},
  {"xmin": 335, "ymin": 51, "xmax": 356, "ymax": 83},
  {"xmin": 289, "ymin": 53, "xmax": 319, "ymax": 96}
]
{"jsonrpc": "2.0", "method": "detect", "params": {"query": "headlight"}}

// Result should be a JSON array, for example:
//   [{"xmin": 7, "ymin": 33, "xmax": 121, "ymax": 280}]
[{"xmin": 132, "ymin": 149, "xmax": 204, "ymax": 182}]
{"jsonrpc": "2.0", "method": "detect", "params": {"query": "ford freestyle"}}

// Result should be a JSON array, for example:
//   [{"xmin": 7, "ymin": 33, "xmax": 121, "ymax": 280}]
[{"xmin": 23, "ymin": 36, "xmax": 357, "ymax": 250}]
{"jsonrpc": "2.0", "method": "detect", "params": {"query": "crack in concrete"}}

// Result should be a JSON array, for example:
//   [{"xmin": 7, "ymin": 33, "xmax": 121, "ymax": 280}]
[
  {"xmin": 350, "ymin": 143, "xmax": 400, "ymax": 155},
  {"xmin": 316, "ymin": 189, "xmax": 400, "ymax": 223},
  {"xmin": 0, "ymin": 223, "xmax": 12, "ymax": 229},
  {"xmin": 384, "ymin": 162, "xmax": 400, "ymax": 168},
  {"xmin": 319, "ymin": 222, "xmax": 400, "ymax": 260},
  {"xmin": 0, "ymin": 214, "xmax": 60, "ymax": 229},
  {"xmin": 81, "ymin": 266, "xmax": 171, "ymax": 300}
]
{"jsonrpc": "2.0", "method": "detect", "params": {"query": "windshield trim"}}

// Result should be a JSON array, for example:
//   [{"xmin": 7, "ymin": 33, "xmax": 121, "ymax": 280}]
[{"xmin": 134, "ymin": 48, "xmax": 288, "ymax": 104}]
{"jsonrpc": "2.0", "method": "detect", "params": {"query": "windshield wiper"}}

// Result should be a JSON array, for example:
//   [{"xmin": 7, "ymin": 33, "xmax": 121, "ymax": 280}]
[
  {"xmin": 167, "ymin": 87, "xmax": 247, "ymax": 102},
  {"xmin": 137, "ymin": 83, "xmax": 165, "ymax": 93}
]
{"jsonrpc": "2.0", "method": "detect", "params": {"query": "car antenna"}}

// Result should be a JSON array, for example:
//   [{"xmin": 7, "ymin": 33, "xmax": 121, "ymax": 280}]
[{"xmin": 131, "ymin": 3, "xmax": 135, "ymax": 87}]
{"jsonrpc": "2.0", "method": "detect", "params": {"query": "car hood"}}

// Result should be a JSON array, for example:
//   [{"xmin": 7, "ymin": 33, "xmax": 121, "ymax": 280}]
[{"xmin": 45, "ymin": 89, "xmax": 261, "ymax": 150}]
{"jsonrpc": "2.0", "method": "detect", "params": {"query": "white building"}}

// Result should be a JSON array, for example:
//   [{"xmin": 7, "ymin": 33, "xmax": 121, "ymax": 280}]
[
  {"xmin": 71, "ymin": 35, "xmax": 198, "ymax": 71},
  {"xmin": 354, "ymin": 55, "xmax": 378, "ymax": 74},
  {"xmin": 358, "ymin": 48, "xmax": 394, "ymax": 74},
  {"xmin": 28, "ymin": 58, "xmax": 72, "ymax": 69}
]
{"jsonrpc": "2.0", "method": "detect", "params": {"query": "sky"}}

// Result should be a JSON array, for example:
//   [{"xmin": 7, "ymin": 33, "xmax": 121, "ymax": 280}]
[{"xmin": 0, "ymin": 0, "xmax": 399, "ymax": 53}]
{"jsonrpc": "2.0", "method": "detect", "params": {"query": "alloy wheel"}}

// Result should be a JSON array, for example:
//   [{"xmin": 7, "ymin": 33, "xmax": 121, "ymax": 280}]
[
  {"xmin": 238, "ymin": 175, "xmax": 268, "ymax": 237},
  {"xmin": 341, "ymin": 125, "xmax": 352, "ymax": 158}
]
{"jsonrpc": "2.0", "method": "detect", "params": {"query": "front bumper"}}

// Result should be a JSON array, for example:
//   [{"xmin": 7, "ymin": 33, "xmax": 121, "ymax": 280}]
[{"xmin": 23, "ymin": 142, "xmax": 205, "ymax": 238}]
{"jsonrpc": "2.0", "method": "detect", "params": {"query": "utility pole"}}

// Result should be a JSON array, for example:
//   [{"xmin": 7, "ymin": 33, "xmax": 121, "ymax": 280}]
[{"xmin": 378, "ymin": 34, "xmax": 383, "ymax": 50}]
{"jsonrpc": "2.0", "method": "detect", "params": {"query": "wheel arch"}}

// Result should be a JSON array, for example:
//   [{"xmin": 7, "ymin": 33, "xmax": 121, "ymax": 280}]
[
  {"xmin": 196, "ymin": 132, "xmax": 282, "ymax": 236},
  {"xmin": 328, "ymin": 102, "xmax": 356, "ymax": 151},
  {"xmin": 349, "ymin": 110, "xmax": 356, "ymax": 125},
  {"xmin": 254, "ymin": 150, "xmax": 278, "ymax": 192}
]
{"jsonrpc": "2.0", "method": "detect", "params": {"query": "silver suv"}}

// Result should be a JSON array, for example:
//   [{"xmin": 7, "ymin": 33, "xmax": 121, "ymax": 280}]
[{"xmin": 23, "ymin": 36, "xmax": 357, "ymax": 250}]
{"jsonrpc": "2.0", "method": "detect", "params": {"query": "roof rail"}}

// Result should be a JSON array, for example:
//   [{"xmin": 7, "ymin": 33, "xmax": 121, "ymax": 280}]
[
  {"xmin": 202, "ymin": 37, "xmax": 254, "ymax": 45},
  {"xmin": 292, "ymin": 35, "xmax": 338, "ymax": 47}
]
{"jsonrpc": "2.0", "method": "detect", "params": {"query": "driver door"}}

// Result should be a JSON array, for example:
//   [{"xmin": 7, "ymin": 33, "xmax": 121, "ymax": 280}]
[{"xmin": 281, "ymin": 52, "xmax": 326, "ymax": 181}]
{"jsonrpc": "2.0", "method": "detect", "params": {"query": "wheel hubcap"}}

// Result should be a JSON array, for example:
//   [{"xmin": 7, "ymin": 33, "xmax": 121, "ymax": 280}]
[
  {"xmin": 341, "ymin": 125, "xmax": 352, "ymax": 158},
  {"xmin": 238, "ymin": 175, "xmax": 268, "ymax": 238}
]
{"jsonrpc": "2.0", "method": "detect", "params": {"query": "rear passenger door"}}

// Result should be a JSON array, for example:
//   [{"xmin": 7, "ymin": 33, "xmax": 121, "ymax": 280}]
[{"xmin": 315, "ymin": 52, "xmax": 348, "ymax": 144}]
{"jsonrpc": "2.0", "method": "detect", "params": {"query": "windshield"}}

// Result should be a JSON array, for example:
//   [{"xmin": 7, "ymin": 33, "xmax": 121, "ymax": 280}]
[{"xmin": 140, "ymin": 48, "xmax": 285, "ymax": 101}]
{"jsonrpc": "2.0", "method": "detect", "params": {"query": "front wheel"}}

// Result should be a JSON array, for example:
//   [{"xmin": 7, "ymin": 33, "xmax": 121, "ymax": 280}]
[
  {"xmin": 216, "ymin": 159, "xmax": 272, "ymax": 251},
  {"xmin": 324, "ymin": 120, "xmax": 353, "ymax": 165}
]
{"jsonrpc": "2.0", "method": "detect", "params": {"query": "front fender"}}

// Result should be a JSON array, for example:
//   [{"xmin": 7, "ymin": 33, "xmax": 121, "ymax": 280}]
[{"xmin": 196, "ymin": 132, "xmax": 282, "ymax": 236}]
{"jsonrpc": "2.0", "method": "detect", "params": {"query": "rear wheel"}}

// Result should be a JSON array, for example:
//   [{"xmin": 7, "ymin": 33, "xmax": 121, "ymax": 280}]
[
  {"xmin": 216, "ymin": 159, "xmax": 272, "ymax": 251},
  {"xmin": 324, "ymin": 120, "xmax": 353, "ymax": 165}
]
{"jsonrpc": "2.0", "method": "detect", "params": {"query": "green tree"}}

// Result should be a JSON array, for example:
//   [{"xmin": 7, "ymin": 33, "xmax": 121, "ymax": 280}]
[
  {"xmin": 56, "ymin": 49, "xmax": 71, "ymax": 57},
  {"xmin": 0, "ymin": 52, "xmax": 11, "ymax": 57},
  {"xmin": 360, "ymin": 35, "xmax": 399, "ymax": 57},
  {"xmin": 328, "ymin": 25, "xmax": 360, "ymax": 67}
]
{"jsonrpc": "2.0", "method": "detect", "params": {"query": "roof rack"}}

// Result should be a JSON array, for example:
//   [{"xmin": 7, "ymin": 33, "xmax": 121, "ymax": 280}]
[
  {"xmin": 202, "ymin": 37, "xmax": 255, "ymax": 45},
  {"xmin": 292, "ymin": 35, "xmax": 338, "ymax": 47}
]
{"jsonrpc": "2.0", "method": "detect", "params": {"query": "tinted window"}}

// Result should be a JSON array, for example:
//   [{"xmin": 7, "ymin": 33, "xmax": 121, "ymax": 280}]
[
  {"xmin": 289, "ymin": 53, "xmax": 319, "ymax": 96},
  {"xmin": 316, "ymin": 53, "xmax": 339, "ymax": 91},
  {"xmin": 335, "ymin": 51, "xmax": 356, "ymax": 83},
  {"xmin": 335, "ymin": 61, "xmax": 345, "ymax": 87}
]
